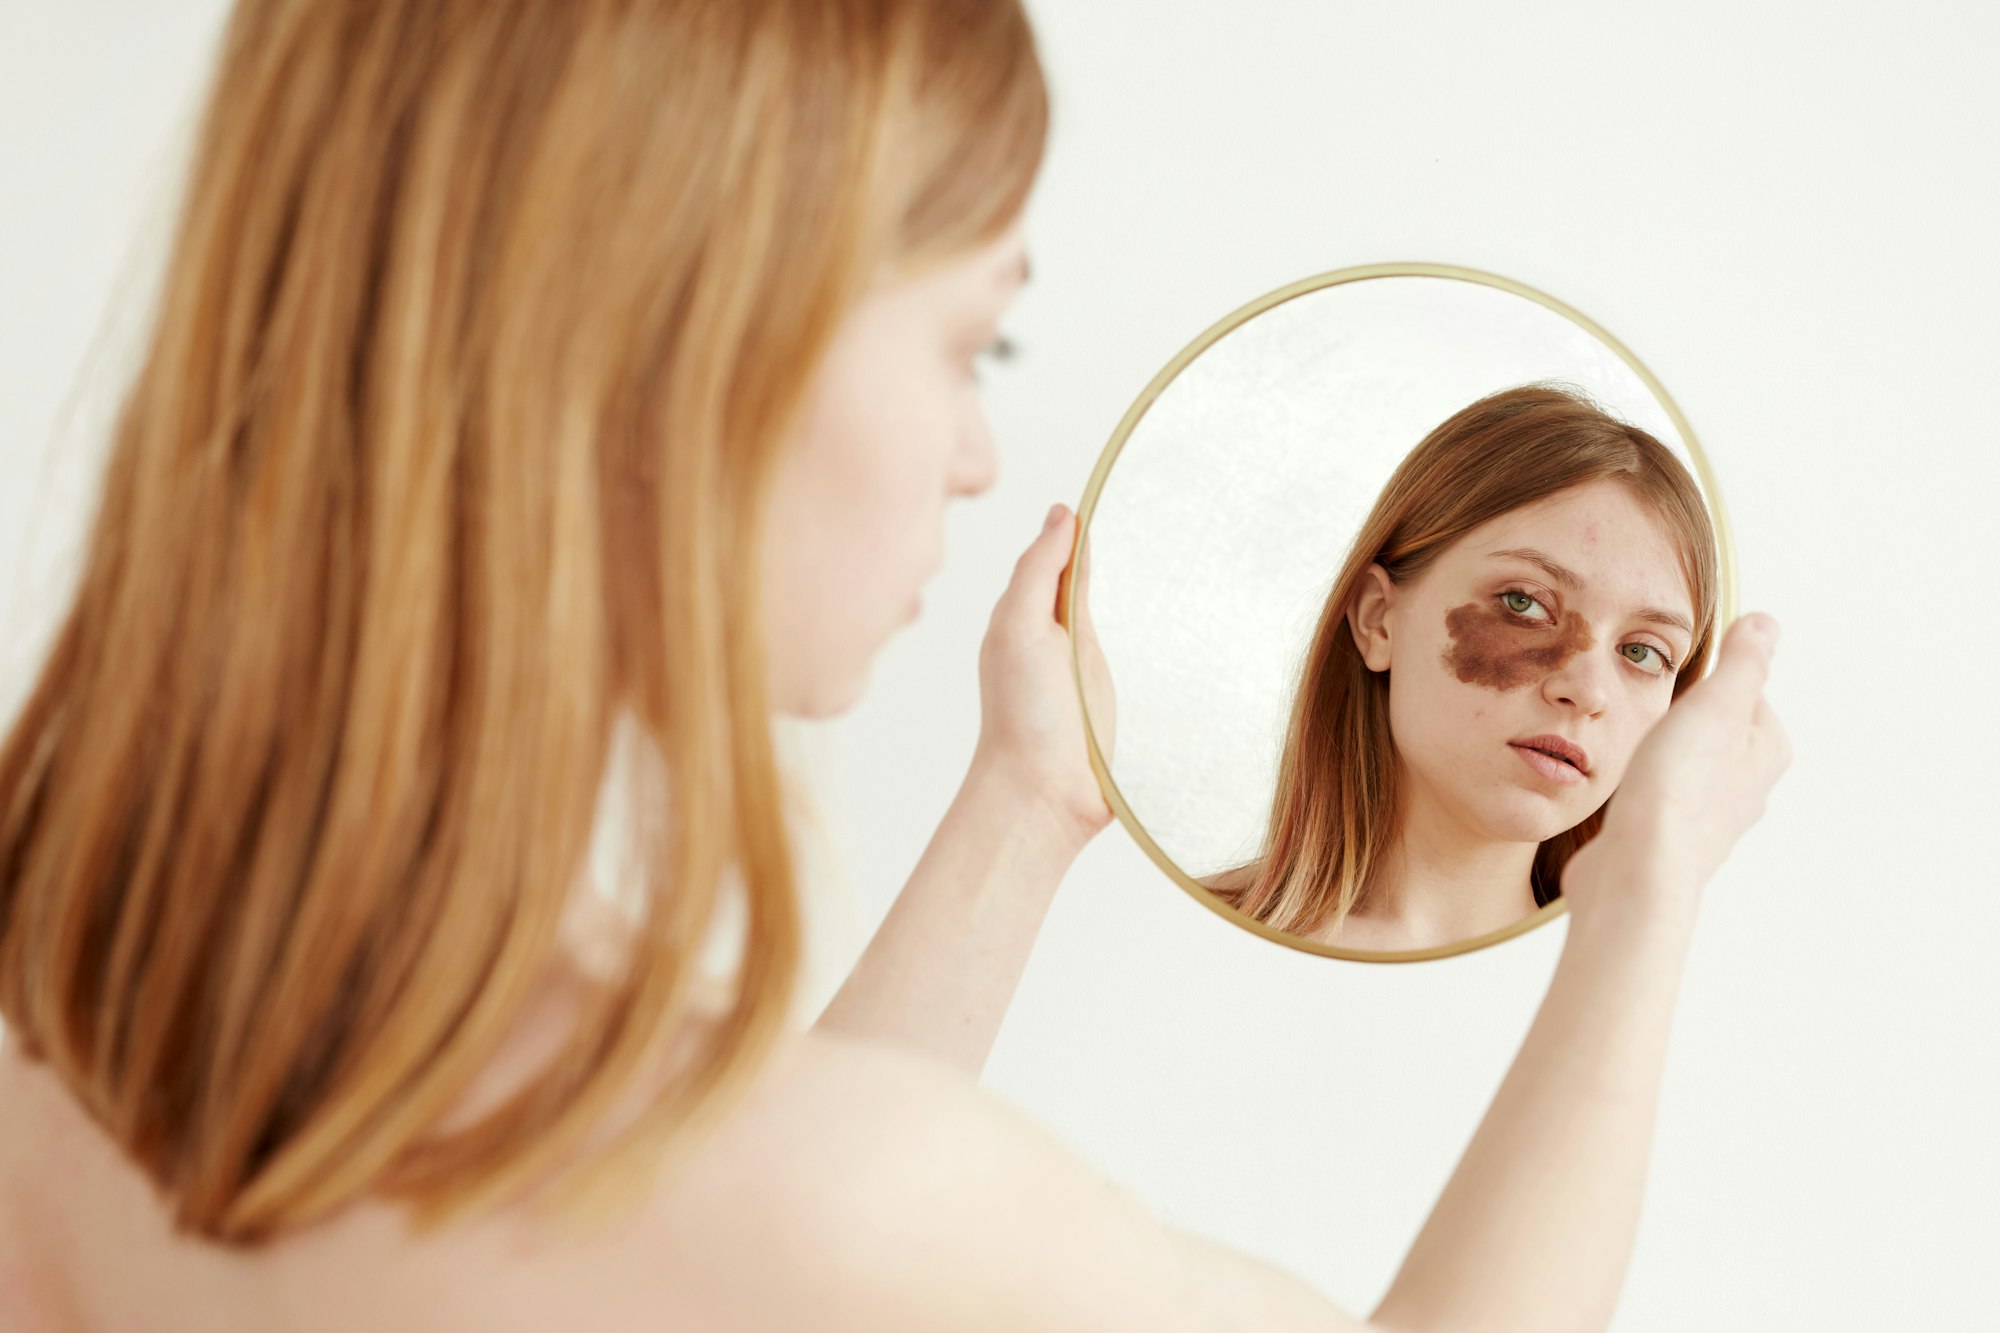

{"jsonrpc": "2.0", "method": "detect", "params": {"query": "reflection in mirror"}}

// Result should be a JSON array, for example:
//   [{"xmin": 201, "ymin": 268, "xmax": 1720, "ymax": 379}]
[{"xmin": 1077, "ymin": 271, "xmax": 1731, "ymax": 960}]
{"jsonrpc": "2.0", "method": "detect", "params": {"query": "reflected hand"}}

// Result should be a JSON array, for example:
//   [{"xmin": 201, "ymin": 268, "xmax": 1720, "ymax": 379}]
[
  {"xmin": 1564, "ymin": 612, "xmax": 1793, "ymax": 921},
  {"xmin": 972, "ymin": 503, "xmax": 1117, "ymax": 852}
]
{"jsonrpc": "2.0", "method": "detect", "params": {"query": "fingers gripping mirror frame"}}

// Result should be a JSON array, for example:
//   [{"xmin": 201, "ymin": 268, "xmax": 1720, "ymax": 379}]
[{"xmin": 1060, "ymin": 261, "xmax": 1739, "ymax": 963}]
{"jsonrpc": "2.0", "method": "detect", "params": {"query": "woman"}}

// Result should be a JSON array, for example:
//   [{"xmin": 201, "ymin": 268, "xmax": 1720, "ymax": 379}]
[
  {"xmin": 0, "ymin": 2, "xmax": 1789, "ymax": 1330},
  {"xmin": 1204, "ymin": 384, "xmax": 1717, "ymax": 953}
]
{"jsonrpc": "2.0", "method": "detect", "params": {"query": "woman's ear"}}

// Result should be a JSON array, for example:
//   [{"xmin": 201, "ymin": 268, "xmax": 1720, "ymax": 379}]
[{"xmin": 1345, "ymin": 563, "xmax": 1397, "ymax": 672}]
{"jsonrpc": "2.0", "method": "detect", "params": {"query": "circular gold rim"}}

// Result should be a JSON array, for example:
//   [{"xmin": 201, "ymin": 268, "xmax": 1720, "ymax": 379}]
[{"xmin": 1064, "ymin": 260, "xmax": 1739, "ymax": 964}]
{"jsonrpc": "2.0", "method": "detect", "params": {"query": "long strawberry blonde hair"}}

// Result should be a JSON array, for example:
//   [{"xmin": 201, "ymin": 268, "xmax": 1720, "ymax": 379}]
[
  {"xmin": 1206, "ymin": 384, "xmax": 1719, "ymax": 940},
  {"xmin": 0, "ymin": 0, "xmax": 1045, "ymax": 1244}
]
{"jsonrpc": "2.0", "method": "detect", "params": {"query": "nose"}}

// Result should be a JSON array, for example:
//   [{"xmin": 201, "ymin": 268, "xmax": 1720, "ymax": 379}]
[
  {"xmin": 950, "ymin": 407, "xmax": 999, "ymax": 498},
  {"xmin": 1542, "ymin": 648, "xmax": 1612, "ymax": 716}
]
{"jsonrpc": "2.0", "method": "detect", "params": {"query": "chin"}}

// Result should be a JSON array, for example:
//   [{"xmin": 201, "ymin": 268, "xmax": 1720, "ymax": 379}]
[
  {"xmin": 769, "ymin": 606, "xmax": 916, "ymax": 717},
  {"xmin": 776, "ymin": 676, "xmax": 868, "ymax": 720},
  {"xmin": 771, "ymin": 651, "xmax": 875, "ymax": 720},
  {"xmin": 1469, "ymin": 791, "xmax": 1582, "ymax": 845}
]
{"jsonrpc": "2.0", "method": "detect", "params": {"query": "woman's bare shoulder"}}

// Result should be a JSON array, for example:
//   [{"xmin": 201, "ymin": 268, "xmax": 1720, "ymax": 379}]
[
  {"xmin": 639, "ymin": 1028, "xmax": 1020, "ymax": 1257},
  {"xmin": 652, "ymin": 1028, "xmax": 1357, "ymax": 1331},
  {"xmin": 1, "ymin": 1026, "xmax": 1354, "ymax": 1332},
  {"xmin": 547, "ymin": 1026, "xmax": 1088, "ymax": 1331},
  {"xmin": 629, "ymin": 1029, "xmax": 1064, "ymax": 1325}
]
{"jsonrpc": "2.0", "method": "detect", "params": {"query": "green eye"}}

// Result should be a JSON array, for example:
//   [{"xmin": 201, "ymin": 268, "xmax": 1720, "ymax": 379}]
[
  {"xmin": 1624, "ymin": 643, "xmax": 1676, "ymax": 674},
  {"xmin": 1501, "ymin": 590, "xmax": 1539, "ymax": 615}
]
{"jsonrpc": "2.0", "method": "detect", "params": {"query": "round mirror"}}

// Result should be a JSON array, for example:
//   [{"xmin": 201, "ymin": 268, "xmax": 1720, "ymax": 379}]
[{"xmin": 1067, "ymin": 264, "xmax": 1737, "ymax": 962}]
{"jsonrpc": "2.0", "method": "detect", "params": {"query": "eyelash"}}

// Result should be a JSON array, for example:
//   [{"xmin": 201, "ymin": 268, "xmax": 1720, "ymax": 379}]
[
  {"xmin": 1496, "ymin": 588, "xmax": 1678, "ymax": 675},
  {"xmin": 970, "ymin": 334, "xmax": 1020, "ymax": 382}
]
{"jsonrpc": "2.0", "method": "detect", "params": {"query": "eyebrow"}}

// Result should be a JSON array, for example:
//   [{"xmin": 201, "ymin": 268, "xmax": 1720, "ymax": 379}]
[{"xmin": 1486, "ymin": 547, "xmax": 1695, "ymax": 637}]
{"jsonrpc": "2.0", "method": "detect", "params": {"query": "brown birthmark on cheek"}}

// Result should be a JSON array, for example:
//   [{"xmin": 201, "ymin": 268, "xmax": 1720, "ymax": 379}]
[{"xmin": 1441, "ymin": 600, "xmax": 1596, "ymax": 691}]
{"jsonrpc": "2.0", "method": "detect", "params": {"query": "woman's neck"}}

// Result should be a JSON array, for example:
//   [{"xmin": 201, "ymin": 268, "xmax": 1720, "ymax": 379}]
[{"xmin": 1332, "ymin": 790, "xmax": 1540, "ymax": 952}]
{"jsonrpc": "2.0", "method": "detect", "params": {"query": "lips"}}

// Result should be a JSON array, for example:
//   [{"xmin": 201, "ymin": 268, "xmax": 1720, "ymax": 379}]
[{"xmin": 1511, "ymin": 734, "xmax": 1591, "ymax": 775}]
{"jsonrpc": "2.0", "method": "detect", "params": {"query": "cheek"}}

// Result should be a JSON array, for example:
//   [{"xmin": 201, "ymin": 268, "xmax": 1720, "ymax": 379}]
[
  {"xmin": 1387, "ymin": 641, "xmax": 1494, "ymax": 762},
  {"xmin": 804, "ymin": 382, "xmax": 956, "ymax": 546},
  {"xmin": 845, "ymin": 372, "xmax": 960, "ymax": 486}
]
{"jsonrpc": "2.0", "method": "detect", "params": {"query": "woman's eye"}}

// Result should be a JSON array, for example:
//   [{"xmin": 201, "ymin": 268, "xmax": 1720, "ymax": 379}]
[
  {"xmin": 970, "ymin": 334, "xmax": 1019, "ymax": 382},
  {"xmin": 1499, "ymin": 589, "xmax": 1546, "ymax": 619},
  {"xmin": 1623, "ymin": 642, "xmax": 1676, "ymax": 675}
]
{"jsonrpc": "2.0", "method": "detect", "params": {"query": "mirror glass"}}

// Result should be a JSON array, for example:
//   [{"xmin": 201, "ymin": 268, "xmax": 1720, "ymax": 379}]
[{"xmin": 1073, "ymin": 266, "xmax": 1733, "ymax": 962}]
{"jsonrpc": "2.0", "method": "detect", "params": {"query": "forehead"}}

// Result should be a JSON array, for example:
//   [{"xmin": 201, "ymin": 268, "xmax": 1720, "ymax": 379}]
[{"xmin": 1447, "ymin": 481, "xmax": 1694, "ymax": 615}]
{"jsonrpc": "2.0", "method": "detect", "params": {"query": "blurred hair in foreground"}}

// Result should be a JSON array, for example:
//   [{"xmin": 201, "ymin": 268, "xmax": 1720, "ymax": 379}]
[{"xmin": 0, "ymin": 0, "xmax": 1046, "ymax": 1245}]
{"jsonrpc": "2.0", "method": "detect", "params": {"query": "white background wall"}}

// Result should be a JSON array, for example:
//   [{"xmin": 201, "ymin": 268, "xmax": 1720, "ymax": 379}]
[{"xmin": 4, "ymin": 3, "xmax": 1995, "ymax": 1329}]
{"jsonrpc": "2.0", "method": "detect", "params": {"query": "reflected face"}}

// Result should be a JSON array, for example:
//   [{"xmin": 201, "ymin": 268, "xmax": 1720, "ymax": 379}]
[
  {"xmin": 1352, "ymin": 479, "xmax": 1698, "ymax": 843},
  {"xmin": 761, "ymin": 224, "xmax": 1030, "ymax": 716}
]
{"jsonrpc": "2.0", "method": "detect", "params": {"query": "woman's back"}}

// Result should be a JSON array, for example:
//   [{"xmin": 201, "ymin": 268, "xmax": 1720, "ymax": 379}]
[
  {"xmin": 5, "ymin": 1005, "xmax": 1331, "ymax": 1333},
  {"xmin": 0, "ymin": 899, "xmax": 945, "ymax": 1333},
  {"xmin": 0, "ymin": 972, "xmax": 792, "ymax": 1333},
  {"xmin": 0, "ymin": 1018, "xmax": 976, "ymax": 1333}
]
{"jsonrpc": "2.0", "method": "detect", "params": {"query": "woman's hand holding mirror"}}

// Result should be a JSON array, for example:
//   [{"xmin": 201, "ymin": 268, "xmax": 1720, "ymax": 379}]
[
  {"xmin": 1560, "ymin": 612, "xmax": 1793, "ymax": 930},
  {"xmin": 972, "ymin": 503, "xmax": 1116, "ymax": 851}
]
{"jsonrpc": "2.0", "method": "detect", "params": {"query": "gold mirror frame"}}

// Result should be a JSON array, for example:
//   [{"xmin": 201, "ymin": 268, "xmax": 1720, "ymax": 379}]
[{"xmin": 1063, "ymin": 262, "xmax": 1739, "ymax": 963}]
